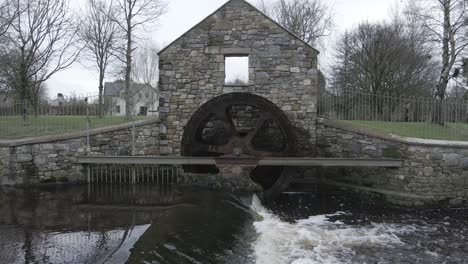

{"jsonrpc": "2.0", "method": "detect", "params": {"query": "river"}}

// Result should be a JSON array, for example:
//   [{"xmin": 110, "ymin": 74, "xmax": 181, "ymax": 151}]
[{"xmin": 0, "ymin": 184, "xmax": 467, "ymax": 263}]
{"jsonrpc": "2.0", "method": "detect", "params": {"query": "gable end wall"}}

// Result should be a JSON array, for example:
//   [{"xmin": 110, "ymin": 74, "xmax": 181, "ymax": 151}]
[{"xmin": 158, "ymin": 0, "xmax": 318, "ymax": 155}]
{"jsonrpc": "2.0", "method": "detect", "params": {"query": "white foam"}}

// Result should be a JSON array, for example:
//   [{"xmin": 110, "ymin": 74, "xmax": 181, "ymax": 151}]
[{"xmin": 250, "ymin": 195, "xmax": 415, "ymax": 264}]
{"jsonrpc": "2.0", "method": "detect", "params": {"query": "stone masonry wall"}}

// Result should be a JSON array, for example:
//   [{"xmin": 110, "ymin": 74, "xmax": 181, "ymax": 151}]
[
  {"xmin": 316, "ymin": 119, "xmax": 468, "ymax": 206},
  {"xmin": 158, "ymin": 0, "xmax": 318, "ymax": 156},
  {"xmin": 0, "ymin": 120, "xmax": 168, "ymax": 185}
]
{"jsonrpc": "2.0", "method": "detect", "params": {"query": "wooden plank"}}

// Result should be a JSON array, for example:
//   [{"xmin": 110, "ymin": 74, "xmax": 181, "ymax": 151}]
[
  {"xmin": 258, "ymin": 158, "xmax": 403, "ymax": 167},
  {"xmin": 77, "ymin": 156, "xmax": 403, "ymax": 168},
  {"xmin": 77, "ymin": 156, "xmax": 218, "ymax": 165}
]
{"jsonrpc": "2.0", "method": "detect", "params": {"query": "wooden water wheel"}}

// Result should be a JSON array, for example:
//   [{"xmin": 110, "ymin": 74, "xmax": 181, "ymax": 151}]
[{"xmin": 181, "ymin": 93, "xmax": 298, "ymax": 194}]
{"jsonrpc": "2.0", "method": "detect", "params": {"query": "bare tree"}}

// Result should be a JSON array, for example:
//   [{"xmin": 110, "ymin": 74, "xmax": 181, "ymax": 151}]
[
  {"xmin": 4, "ymin": 0, "xmax": 80, "ymax": 107},
  {"xmin": 79, "ymin": 0, "xmax": 118, "ymax": 117},
  {"xmin": 0, "ymin": 0, "xmax": 18, "ymax": 96},
  {"xmin": 331, "ymin": 21, "xmax": 438, "ymax": 117},
  {"xmin": 132, "ymin": 42, "xmax": 160, "ymax": 87},
  {"xmin": 0, "ymin": 0, "xmax": 17, "ymax": 37},
  {"xmin": 257, "ymin": 0, "xmax": 333, "ymax": 47},
  {"xmin": 111, "ymin": 0, "xmax": 167, "ymax": 118},
  {"xmin": 0, "ymin": 52, "xmax": 14, "ymax": 97},
  {"xmin": 411, "ymin": 0, "xmax": 468, "ymax": 123}
]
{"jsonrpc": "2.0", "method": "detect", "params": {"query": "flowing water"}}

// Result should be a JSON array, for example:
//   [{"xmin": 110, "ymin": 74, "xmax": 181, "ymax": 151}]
[{"xmin": 0, "ymin": 184, "xmax": 467, "ymax": 264}]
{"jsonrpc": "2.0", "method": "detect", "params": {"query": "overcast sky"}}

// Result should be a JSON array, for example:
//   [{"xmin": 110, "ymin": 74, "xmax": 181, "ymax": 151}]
[{"xmin": 46, "ymin": 0, "xmax": 399, "ymax": 98}]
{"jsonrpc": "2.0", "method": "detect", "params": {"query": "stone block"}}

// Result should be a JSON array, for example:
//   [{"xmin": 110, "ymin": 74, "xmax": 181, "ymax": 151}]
[
  {"xmin": 160, "ymin": 146, "xmax": 173, "ymax": 155},
  {"xmin": 222, "ymin": 47, "xmax": 251, "ymax": 55},
  {"xmin": 443, "ymin": 154, "xmax": 461, "ymax": 167},
  {"xmin": 143, "ymin": 129, "xmax": 152, "ymax": 136},
  {"xmin": 423, "ymin": 167, "xmax": 434, "ymax": 176},
  {"xmin": 205, "ymin": 46, "xmax": 220, "ymax": 54},
  {"xmin": 16, "ymin": 154, "xmax": 33, "ymax": 162},
  {"xmin": 461, "ymin": 157, "xmax": 468, "ymax": 169},
  {"xmin": 34, "ymin": 155, "xmax": 48, "ymax": 165},
  {"xmin": 290, "ymin": 67, "xmax": 300, "ymax": 73}
]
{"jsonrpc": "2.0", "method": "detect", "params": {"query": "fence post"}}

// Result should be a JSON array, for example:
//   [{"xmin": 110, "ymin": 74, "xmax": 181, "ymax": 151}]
[
  {"xmin": 86, "ymin": 97, "xmax": 91, "ymax": 154},
  {"xmin": 131, "ymin": 165, "xmax": 136, "ymax": 185},
  {"xmin": 22, "ymin": 99, "xmax": 28, "ymax": 128},
  {"xmin": 132, "ymin": 118, "xmax": 136, "ymax": 156},
  {"xmin": 87, "ymin": 165, "xmax": 91, "ymax": 184}
]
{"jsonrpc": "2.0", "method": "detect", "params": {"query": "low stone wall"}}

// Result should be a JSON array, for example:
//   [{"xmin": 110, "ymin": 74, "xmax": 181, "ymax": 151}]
[
  {"xmin": 0, "ymin": 119, "xmax": 168, "ymax": 185},
  {"xmin": 0, "ymin": 118, "xmax": 265, "ymax": 190},
  {"xmin": 316, "ymin": 118, "xmax": 468, "ymax": 206}
]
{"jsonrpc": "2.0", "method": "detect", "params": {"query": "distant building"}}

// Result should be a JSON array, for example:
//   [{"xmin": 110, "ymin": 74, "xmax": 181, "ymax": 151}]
[
  {"xmin": 104, "ymin": 81, "xmax": 159, "ymax": 116},
  {"xmin": 48, "ymin": 93, "xmax": 66, "ymax": 106}
]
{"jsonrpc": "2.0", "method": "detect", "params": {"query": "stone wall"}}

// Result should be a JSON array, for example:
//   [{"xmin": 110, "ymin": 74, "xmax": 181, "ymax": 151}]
[
  {"xmin": 0, "ymin": 118, "xmax": 262, "ymax": 190},
  {"xmin": 316, "ymin": 118, "xmax": 468, "ymax": 206},
  {"xmin": 0, "ymin": 119, "xmax": 167, "ymax": 185},
  {"xmin": 158, "ymin": 0, "xmax": 318, "ymax": 156}
]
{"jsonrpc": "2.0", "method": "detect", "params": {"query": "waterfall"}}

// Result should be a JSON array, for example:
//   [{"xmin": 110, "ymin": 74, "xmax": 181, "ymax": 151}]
[{"xmin": 249, "ymin": 194, "xmax": 416, "ymax": 264}]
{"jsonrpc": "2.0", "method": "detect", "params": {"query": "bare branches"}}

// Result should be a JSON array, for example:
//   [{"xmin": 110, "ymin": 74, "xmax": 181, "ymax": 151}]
[
  {"xmin": 0, "ymin": 0, "xmax": 17, "ymax": 38},
  {"xmin": 132, "ymin": 42, "xmax": 160, "ymax": 87},
  {"xmin": 0, "ymin": 0, "xmax": 19, "ymax": 96},
  {"xmin": 110, "ymin": 0, "xmax": 167, "ymax": 118},
  {"xmin": 2, "ymin": 0, "xmax": 81, "ymax": 104},
  {"xmin": 331, "ymin": 21, "xmax": 438, "ymax": 99},
  {"xmin": 410, "ymin": 0, "xmax": 468, "ymax": 100},
  {"xmin": 79, "ymin": 0, "xmax": 118, "ymax": 117},
  {"xmin": 257, "ymin": 0, "xmax": 333, "ymax": 47}
]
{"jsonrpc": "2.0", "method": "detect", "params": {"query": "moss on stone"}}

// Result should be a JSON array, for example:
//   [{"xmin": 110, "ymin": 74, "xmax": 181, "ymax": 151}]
[{"xmin": 383, "ymin": 146, "xmax": 404, "ymax": 159}]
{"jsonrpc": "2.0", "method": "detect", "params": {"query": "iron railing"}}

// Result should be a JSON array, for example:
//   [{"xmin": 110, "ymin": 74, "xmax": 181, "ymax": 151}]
[
  {"xmin": 318, "ymin": 90, "xmax": 468, "ymax": 141},
  {"xmin": 0, "ymin": 94, "xmax": 157, "ymax": 139},
  {"xmin": 88, "ymin": 164, "xmax": 180, "ymax": 185}
]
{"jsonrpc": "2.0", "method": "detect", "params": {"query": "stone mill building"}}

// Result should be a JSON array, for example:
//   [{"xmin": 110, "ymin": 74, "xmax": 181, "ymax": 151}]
[{"xmin": 158, "ymin": 0, "xmax": 319, "ymax": 157}]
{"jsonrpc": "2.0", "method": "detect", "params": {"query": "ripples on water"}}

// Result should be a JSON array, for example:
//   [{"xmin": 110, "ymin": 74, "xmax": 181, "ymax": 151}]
[{"xmin": 0, "ymin": 185, "xmax": 467, "ymax": 264}]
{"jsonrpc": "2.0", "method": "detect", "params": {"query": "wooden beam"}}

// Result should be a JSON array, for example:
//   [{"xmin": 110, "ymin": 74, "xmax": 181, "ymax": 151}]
[{"xmin": 77, "ymin": 156, "xmax": 403, "ymax": 168}]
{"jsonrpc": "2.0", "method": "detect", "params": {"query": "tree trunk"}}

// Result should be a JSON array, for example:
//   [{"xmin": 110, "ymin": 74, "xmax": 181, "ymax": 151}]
[
  {"xmin": 125, "ymin": 19, "xmax": 132, "ymax": 120},
  {"xmin": 432, "ymin": 0, "xmax": 451, "ymax": 125},
  {"xmin": 98, "ymin": 71, "xmax": 104, "ymax": 118},
  {"xmin": 432, "ymin": 98, "xmax": 445, "ymax": 125}
]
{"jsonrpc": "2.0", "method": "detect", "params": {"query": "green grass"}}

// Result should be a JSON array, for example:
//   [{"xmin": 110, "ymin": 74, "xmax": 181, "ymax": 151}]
[
  {"xmin": 0, "ymin": 116, "xmax": 151, "ymax": 139},
  {"xmin": 339, "ymin": 120, "xmax": 468, "ymax": 141},
  {"xmin": 3, "ymin": 115, "xmax": 466, "ymax": 141}
]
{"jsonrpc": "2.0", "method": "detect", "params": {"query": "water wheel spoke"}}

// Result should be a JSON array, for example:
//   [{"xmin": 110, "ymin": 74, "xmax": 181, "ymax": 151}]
[
  {"xmin": 212, "ymin": 109, "xmax": 237, "ymax": 136},
  {"xmin": 245, "ymin": 115, "xmax": 271, "ymax": 141}
]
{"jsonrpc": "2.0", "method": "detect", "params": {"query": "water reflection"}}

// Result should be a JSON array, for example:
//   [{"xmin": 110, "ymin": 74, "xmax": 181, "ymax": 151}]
[
  {"xmin": 2, "ymin": 185, "xmax": 468, "ymax": 264},
  {"xmin": 0, "ymin": 185, "xmax": 256, "ymax": 264}
]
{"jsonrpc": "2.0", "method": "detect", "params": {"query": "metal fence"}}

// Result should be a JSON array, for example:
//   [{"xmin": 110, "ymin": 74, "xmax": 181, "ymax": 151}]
[
  {"xmin": 88, "ymin": 164, "xmax": 180, "ymax": 185},
  {"xmin": 0, "ymin": 94, "xmax": 156, "ymax": 139},
  {"xmin": 318, "ymin": 90, "xmax": 468, "ymax": 141}
]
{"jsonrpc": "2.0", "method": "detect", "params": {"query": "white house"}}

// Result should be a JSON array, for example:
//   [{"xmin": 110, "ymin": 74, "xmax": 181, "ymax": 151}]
[
  {"xmin": 48, "ymin": 93, "xmax": 66, "ymax": 106},
  {"xmin": 104, "ymin": 81, "xmax": 159, "ymax": 116}
]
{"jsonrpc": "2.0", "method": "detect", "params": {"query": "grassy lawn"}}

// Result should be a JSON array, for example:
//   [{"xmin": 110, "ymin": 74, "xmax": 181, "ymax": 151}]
[
  {"xmin": 339, "ymin": 120, "xmax": 468, "ymax": 141},
  {"xmin": 0, "ymin": 116, "xmax": 151, "ymax": 139}
]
